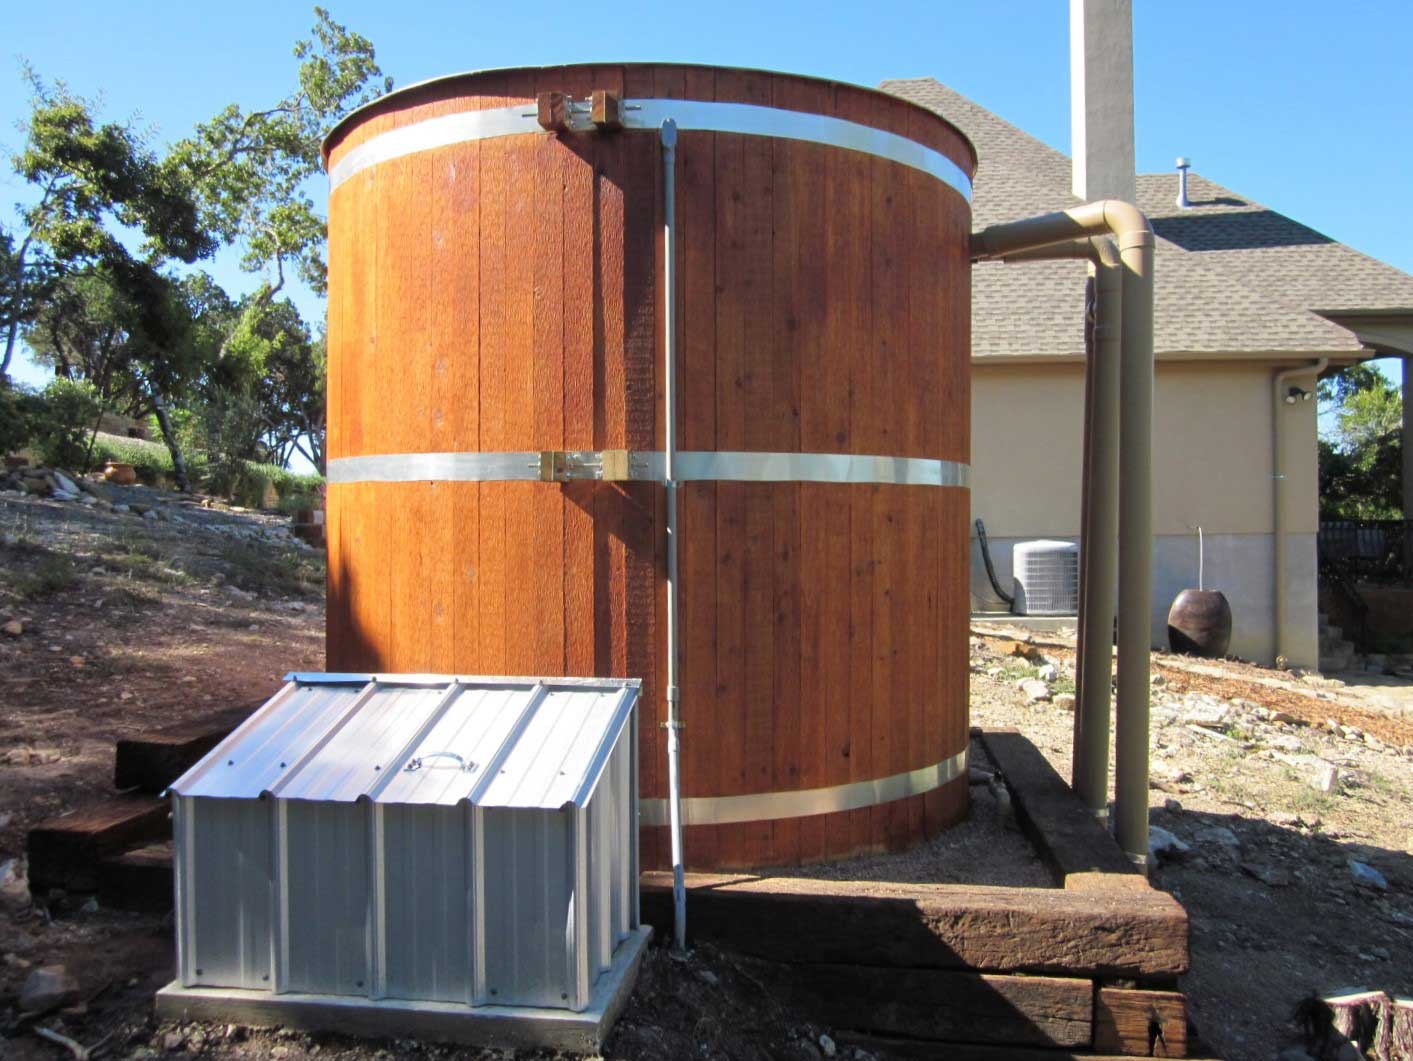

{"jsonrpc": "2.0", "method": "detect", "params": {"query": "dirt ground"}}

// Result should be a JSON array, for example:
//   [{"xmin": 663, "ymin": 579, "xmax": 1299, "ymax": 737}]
[
  {"xmin": 970, "ymin": 633, "xmax": 1413, "ymax": 1061},
  {"xmin": 3, "ymin": 486, "xmax": 1412, "ymax": 1060}
]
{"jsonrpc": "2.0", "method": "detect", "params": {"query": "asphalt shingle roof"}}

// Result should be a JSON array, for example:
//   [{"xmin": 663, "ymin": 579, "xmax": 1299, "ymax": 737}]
[{"xmin": 882, "ymin": 77, "xmax": 1413, "ymax": 362}]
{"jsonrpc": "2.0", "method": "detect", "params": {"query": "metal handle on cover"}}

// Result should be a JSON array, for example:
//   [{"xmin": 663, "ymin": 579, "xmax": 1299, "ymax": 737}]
[{"xmin": 404, "ymin": 752, "xmax": 476, "ymax": 772}]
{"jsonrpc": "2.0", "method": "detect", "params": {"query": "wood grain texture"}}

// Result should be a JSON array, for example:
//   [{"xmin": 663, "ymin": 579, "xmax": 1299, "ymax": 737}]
[
  {"xmin": 1094, "ymin": 987, "xmax": 1188, "ymax": 1057},
  {"xmin": 639, "ymin": 862, "xmax": 1190, "ymax": 978},
  {"xmin": 323, "ymin": 65, "xmax": 972, "ymax": 869},
  {"xmin": 745, "ymin": 959, "xmax": 1093, "ymax": 1047}
]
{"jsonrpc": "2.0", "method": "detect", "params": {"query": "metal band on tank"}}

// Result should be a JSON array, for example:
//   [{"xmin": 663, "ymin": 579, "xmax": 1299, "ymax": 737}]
[
  {"xmin": 326, "ymin": 450, "xmax": 970, "ymax": 488},
  {"xmin": 328, "ymin": 99, "xmax": 972, "ymax": 202},
  {"xmin": 637, "ymin": 747, "xmax": 968, "ymax": 827}
]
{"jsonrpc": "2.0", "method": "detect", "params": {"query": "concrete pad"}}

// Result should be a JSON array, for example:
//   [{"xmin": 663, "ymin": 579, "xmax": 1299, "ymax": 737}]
[{"xmin": 155, "ymin": 926, "xmax": 651, "ymax": 1053}]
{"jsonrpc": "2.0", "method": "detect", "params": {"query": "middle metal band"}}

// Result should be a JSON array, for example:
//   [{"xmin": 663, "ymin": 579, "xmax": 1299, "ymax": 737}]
[
  {"xmin": 638, "ymin": 747, "xmax": 968, "ymax": 827},
  {"xmin": 327, "ymin": 450, "xmax": 971, "ymax": 488}
]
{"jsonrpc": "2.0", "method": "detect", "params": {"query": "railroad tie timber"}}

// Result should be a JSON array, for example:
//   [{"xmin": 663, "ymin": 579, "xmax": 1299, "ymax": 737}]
[
  {"xmin": 833, "ymin": 1035, "xmax": 1222, "ymax": 1061},
  {"xmin": 114, "ymin": 702, "xmax": 261, "ymax": 792},
  {"xmin": 639, "ymin": 872, "xmax": 1188, "ymax": 979},
  {"xmin": 977, "ymin": 728, "xmax": 1139, "ymax": 883},
  {"xmin": 1093, "ymin": 987, "xmax": 1188, "ymax": 1057},
  {"xmin": 27, "ymin": 793, "xmax": 170, "ymax": 894}
]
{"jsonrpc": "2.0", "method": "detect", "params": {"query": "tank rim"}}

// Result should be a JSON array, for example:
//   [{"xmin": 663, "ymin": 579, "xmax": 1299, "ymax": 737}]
[{"xmin": 321, "ymin": 61, "xmax": 978, "ymax": 172}]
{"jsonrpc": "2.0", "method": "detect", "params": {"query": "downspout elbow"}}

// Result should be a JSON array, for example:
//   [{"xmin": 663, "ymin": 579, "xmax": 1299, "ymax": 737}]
[{"xmin": 971, "ymin": 200, "xmax": 1152, "ymax": 263}]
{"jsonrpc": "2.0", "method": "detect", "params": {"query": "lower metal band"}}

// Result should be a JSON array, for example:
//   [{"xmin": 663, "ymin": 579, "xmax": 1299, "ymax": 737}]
[
  {"xmin": 637, "ymin": 748, "xmax": 968, "ymax": 827},
  {"xmin": 327, "ymin": 450, "xmax": 970, "ymax": 488},
  {"xmin": 329, "ymin": 98, "xmax": 972, "ymax": 202}
]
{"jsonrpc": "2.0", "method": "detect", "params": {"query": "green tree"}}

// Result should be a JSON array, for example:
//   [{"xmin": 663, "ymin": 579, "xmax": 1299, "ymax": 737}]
[
  {"xmin": 1319, "ymin": 362, "xmax": 1404, "ymax": 519},
  {"xmin": 25, "ymin": 264, "xmax": 231, "ymax": 487},
  {"xmin": 2, "ymin": 68, "xmax": 210, "ymax": 380},
  {"xmin": 165, "ymin": 7, "xmax": 389, "ymax": 313}
]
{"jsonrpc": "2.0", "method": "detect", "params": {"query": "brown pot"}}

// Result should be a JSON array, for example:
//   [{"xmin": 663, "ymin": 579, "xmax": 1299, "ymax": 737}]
[
  {"xmin": 1167, "ymin": 589, "xmax": 1233, "ymax": 658},
  {"xmin": 103, "ymin": 461, "xmax": 138, "ymax": 486}
]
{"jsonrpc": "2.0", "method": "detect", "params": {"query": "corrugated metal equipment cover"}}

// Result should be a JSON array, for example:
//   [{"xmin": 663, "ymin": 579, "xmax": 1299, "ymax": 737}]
[{"xmin": 169, "ymin": 675, "xmax": 640, "ymax": 809}]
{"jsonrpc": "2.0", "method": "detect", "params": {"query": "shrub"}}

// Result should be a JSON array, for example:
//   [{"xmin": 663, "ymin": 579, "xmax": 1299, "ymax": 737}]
[
  {"xmin": 0, "ymin": 384, "xmax": 41, "ymax": 457},
  {"xmin": 230, "ymin": 461, "xmax": 323, "ymax": 510},
  {"xmin": 30, "ymin": 379, "xmax": 101, "ymax": 471},
  {"xmin": 89, "ymin": 433, "xmax": 193, "ymax": 486},
  {"xmin": 16, "ymin": 554, "xmax": 78, "ymax": 599}
]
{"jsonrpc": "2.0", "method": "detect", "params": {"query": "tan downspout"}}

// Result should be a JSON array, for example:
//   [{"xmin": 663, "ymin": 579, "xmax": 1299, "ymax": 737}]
[
  {"xmin": 995, "ymin": 236, "xmax": 1122, "ymax": 820},
  {"xmin": 973, "ymin": 200, "xmax": 1155, "ymax": 864},
  {"xmin": 1272, "ymin": 358, "xmax": 1327, "ymax": 668}
]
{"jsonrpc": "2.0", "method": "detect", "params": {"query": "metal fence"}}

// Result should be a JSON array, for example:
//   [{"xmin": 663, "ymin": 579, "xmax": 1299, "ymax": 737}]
[{"xmin": 1318, "ymin": 519, "xmax": 1413, "ymax": 584}]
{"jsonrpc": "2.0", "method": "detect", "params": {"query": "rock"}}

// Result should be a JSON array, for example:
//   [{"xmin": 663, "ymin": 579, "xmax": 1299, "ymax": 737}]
[
  {"xmin": 0, "ymin": 857, "xmax": 29, "ymax": 910},
  {"xmin": 1019, "ymin": 678, "xmax": 1052, "ymax": 703},
  {"xmin": 1147, "ymin": 825, "xmax": 1190, "ymax": 864},
  {"xmin": 2, "ymin": 619, "xmax": 23, "ymax": 637},
  {"xmin": 142, "ymin": 509, "xmax": 159, "ymax": 521},
  {"xmin": 697, "ymin": 968, "xmax": 719, "ymax": 986},
  {"xmin": 51, "ymin": 489, "xmax": 79, "ymax": 501},
  {"xmin": 1348, "ymin": 860, "xmax": 1388, "ymax": 891},
  {"xmin": 163, "ymin": 1030, "xmax": 186, "ymax": 1052},
  {"xmin": 1180, "ymin": 698, "xmax": 1231, "ymax": 729},
  {"xmin": 1000, "ymin": 639, "xmax": 1044, "ymax": 663},
  {"xmin": 1197, "ymin": 825, "xmax": 1242, "ymax": 863},
  {"xmin": 18, "ymin": 964, "xmax": 80, "ymax": 1013},
  {"xmin": 1037, "ymin": 663, "xmax": 1059, "ymax": 682},
  {"xmin": 819, "ymin": 1033, "xmax": 837, "ymax": 1057},
  {"xmin": 52, "ymin": 470, "xmax": 78, "ymax": 493},
  {"xmin": 80, "ymin": 494, "xmax": 97, "ymax": 506},
  {"xmin": 987, "ymin": 775, "xmax": 1015, "ymax": 830},
  {"xmin": 1241, "ymin": 861, "xmax": 1292, "ymax": 887},
  {"xmin": 1053, "ymin": 693, "xmax": 1076, "ymax": 712},
  {"xmin": 1270, "ymin": 734, "xmax": 1305, "ymax": 754},
  {"xmin": 1309, "ymin": 761, "xmax": 1339, "ymax": 793},
  {"xmin": 1150, "ymin": 673, "xmax": 1166, "ymax": 687}
]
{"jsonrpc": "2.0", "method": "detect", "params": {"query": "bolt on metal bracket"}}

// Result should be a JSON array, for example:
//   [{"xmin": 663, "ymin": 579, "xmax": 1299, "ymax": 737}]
[{"xmin": 537, "ymin": 449, "xmax": 646, "ymax": 482}]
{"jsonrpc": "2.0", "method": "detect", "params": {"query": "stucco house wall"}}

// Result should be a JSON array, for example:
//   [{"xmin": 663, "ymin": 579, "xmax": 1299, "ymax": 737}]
[{"xmin": 969, "ymin": 359, "xmax": 1319, "ymax": 667}]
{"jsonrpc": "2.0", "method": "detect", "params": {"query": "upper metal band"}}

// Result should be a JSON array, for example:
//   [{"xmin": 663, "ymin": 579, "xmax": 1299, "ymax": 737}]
[
  {"xmin": 326, "ymin": 450, "xmax": 970, "ymax": 488},
  {"xmin": 638, "ymin": 747, "xmax": 967, "ymax": 827},
  {"xmin": 329, "ymin": 99, "xmax": 972, "ymax": 201}
]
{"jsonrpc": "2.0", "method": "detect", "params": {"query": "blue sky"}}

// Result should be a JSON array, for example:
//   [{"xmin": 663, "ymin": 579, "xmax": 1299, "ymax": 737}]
[{"xmin": 4, "ymin": 0, "xmax": 1411, "ymax": 396}]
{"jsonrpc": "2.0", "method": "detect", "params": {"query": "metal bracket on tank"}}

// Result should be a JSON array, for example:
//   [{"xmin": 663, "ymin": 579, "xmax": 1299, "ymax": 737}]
[{"xmin": 537, "ymin": 448, "xmax": 647, "ymax": 482}]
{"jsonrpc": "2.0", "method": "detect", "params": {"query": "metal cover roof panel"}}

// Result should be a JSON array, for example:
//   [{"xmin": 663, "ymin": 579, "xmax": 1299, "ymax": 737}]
[
  {"xmin": 168, "ymin": 675, "xmax": 640, "ymax": 809},
  {"xmin": 171, "ymin": 682, "xmax": 366, "ymax": 799},
  {"xmin": 476, "ymin": 687, "xmax": 636, "ymax": 809}
]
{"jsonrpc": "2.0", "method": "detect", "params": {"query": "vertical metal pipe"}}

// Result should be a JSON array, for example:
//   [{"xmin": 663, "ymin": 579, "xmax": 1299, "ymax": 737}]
[
  {"xmin": 1073, "ymin": 272, "xmax": 1097, "ymax": 769},
  {"xmin": 1112, "ymin": 224, "xmax": 1155, "ymax": 864},
  {"xmin": 971, "ymin": 201, "xmax": 1155, "ymax": 863},
  {"xmin": 1075, "ymin": 241, "xmax": 1121, "ymax": 818},
  {"xmin": 992, "ymin": 236, "xmax": 1120, "ymax": 819},
  {"xmin": 659, "ymin": 118, "xmax": 687, "ymax": 953},
  {"xmin": 1271, "ymin": 358, "xmax": 1328, "ymax": 667}
]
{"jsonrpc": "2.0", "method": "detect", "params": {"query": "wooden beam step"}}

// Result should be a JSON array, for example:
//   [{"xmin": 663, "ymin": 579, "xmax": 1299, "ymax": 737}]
[
  {"xmin": 28, "ymin": 794, "xmax": 170, "ymax": 894},
  {"xmin": 835, "ymin": 1033, "xmax": 1221, "ymax": 1061},
  {"xmin": 1094, "ymin": 986, "xmax": 1188, "ymax": 1056},
  {"xmin": 977, "ymin": 728, "xmax": 1139, "ymax": 883},
  {"xmin": 114, "ymin": 703, "xmax": 257, "ymax": 792},
  {"xmin": 745, "ymin": 959, "xmax": 1092, "ymax": 1048},
  {"xmin": 641, "ymin": 871, "xmax": 1188, "ymax": 978},
  {"xmin": 98, "ymin": 842, "xmax": 174, "ymax": 913}
]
